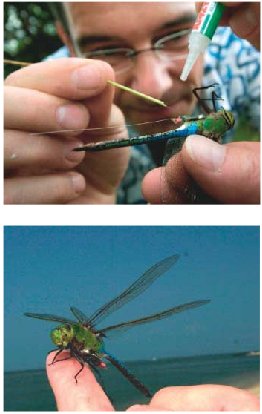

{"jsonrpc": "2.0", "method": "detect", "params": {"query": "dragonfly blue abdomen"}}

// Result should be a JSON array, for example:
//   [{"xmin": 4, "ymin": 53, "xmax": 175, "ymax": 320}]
[{"xmin": 74, "ymin": 109, "xmax": 234, "ymax": 152}]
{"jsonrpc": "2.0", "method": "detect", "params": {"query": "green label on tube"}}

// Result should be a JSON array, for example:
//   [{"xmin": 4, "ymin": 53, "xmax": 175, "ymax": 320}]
[{"xmin": 193, "ymin": 2, "xmax": 225, "ymax": 40}]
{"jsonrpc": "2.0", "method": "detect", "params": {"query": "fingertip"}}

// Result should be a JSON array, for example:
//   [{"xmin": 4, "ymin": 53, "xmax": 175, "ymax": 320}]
[
  {"xmin": 183, "ymin": 138, "xmax": 260, "ymax": 204},
  {"xmin": 184, "ymin": 135, "xmax": 226, "ymax": 172},
  {"xmin": 142, "ymin": 168, "xmax": 162, "ymax": 204},
  {"xmin": 71, "ymin": 59, "xmax": 115, "ymax": 94},
  {"xmin": 46, "ymin": 351, "xmax": 114, "ymax": 411}
]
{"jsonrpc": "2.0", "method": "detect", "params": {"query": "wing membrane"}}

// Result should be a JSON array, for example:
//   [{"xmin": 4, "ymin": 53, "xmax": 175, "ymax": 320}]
[
  {"xmin": 70, "ymin": 306, "xmax": 91, "ymax": 325},
  {"xmin": 24, "ymin": 312, "xmax": 76, "ymax": 325},
  {"xmin": 100, "ymin": 299, "xmax": 210, "ymax": 333},
  {"xmin": 89, "ymin": 254, "xmax": 180, "ymax": 327}
]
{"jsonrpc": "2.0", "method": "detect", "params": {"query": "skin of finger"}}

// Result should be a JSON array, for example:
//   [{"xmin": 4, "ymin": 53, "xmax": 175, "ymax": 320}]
[
  {"xmin": 181, "ymin": 141, "xmax": 260, "ymax": 204},
  {"xmin": 5, "ymin": 58, "xmax": 114, "ymax": 101},
  {"xmin": 142, "ymin": 164, "xmax": 189, "ymax": 204},
  {"xmin": 145, "ymin": 385, "xmax": 260, "ymax": 411},
  {"xmin": 195, "ymin": 3, "xmax": 260, "ymax": 49},
  {"xmin": 46, "ymin": 352, "xmax": 114, "ymax": 411},
  {"xmin": 5, "ymin": 85, "xmax": 91, "ymax": 133},
  {"xmin": 5, "ymin": 130, "xmax": 85, "ymax": 172},
  {"xmin": 228, "ymin": 3, "xmax": 260, "ymax": 50},
  {"xmin": 4, "ymin": 172, "xmax": 86, "ymax": 204},
  {"xmin": 5, "ymin": 58, "xmax": 115, "ymax": 129},
  {"xmin": 76, "ymin": 105, "xmax": 130, "ymax": 201}
]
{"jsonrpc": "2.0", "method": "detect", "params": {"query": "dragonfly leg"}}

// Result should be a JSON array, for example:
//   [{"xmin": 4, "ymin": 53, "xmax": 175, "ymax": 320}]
[
  {"xmin": 74, "ymin": 362, "xmax": 85, "ymax": 383},
  {"xmin": 48, "ymin": 349, "xmax": 72, "ymax": 366},
  {"xmin": 192, "ymin": 84, "xmax": 223, "ymax": 113}
]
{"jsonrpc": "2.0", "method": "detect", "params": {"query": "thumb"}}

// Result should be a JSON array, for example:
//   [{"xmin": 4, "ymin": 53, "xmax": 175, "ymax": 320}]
[{"xmin": 182, "ymin": 137, "xmax": 260, "ymax": 204}]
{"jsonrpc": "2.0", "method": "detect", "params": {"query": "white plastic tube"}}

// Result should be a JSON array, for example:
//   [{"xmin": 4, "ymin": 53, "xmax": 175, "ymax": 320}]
[{"xmin": 180, "ymin": 2, "xmax": 225, "ymax": 81}]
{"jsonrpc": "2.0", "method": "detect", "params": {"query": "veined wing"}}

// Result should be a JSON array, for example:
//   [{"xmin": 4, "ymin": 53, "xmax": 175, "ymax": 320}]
[
  {"xmin": 89, "ymin": 254, "xmax": 180, "ymax": 327},
  {"xmin": 70, "ymin": 306, "xmax": 91, "ymax": 325},
  {"xmin": 99, "ymin": 299, "xmax": 210, "ymax": 334},
  {"xmin": 24, "ymin": 312, "xmax": 76, "ymax": 325}
]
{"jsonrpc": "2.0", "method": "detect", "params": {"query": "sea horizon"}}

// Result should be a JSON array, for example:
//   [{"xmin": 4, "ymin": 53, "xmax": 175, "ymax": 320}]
[
  {"xmin": 5, "ymin": 349, "xmax": 260, "ymax": 374},
  {"xmin": 5, "ymin": 351, "xmax": 260, "ymax": 411}
]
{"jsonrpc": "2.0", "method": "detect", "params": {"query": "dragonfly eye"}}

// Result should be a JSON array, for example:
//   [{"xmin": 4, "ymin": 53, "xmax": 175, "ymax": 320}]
[{"xmin": 51, "ymin": 324, "xmax": 74, "ymax": 347}]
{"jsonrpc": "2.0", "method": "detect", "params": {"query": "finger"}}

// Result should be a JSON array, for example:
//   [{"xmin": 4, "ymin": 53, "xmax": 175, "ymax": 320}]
[
  {"xmin": 46, "ymin": 351, "xmax": 114, "ymax": 411},
  {"xmin": 5, "ymin": 58, "xmax": 115, "ymax": 128},
  {"xmin": 227, "ymin": 3, "xmax": 260, "ymax": 50},
  {"xmin": 5, "ymin": 130, "xmax": 85, "ymax": 172},
  {"xmin": 182, "ymin": 137, "xmax": 260, "ymax": 204},
  {"xmin": 142, "ymin": 162, "xmax": 196, "ymax": 204},
  {"xmin": 5, "ymin": 58, "xmax": 114, "ymax": 101},
  {"xmin": 149, "ymin": 385, "xmax": 260, "ymax": 411},
  {"xmin": 4, "ymin": 172, "xmax": 86, "ymax": 204},
  {"xmin": 5, "ymin": 86, "xmax": 90, "ymax": 134},
  {"xmin": 142, "ymin": 167, "xmax": 187, "ymax": 204},
  {"xmin": 195, "ymin": 3, "xmax": 260, "ymax": 49}
]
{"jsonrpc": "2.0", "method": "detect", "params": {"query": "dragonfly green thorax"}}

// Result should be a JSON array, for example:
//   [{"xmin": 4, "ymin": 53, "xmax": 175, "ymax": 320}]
[
  {"xmin": 199, "ymin": 108, "xmax": 235, "ymax": 142},
  {"xmin": 51, "ymin": 323, "xmax": 104, "ymax": 354}
]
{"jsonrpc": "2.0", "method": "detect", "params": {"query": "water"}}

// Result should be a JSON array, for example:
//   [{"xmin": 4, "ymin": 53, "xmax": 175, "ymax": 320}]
[{"xmin": 4, "ymin": 352, "xmax": 259, "ymax": 411}]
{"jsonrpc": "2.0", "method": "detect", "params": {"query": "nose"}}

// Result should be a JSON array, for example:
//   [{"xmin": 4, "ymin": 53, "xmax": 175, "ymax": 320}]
[{"xmin": 130, "ymin": 51, "xmax": 174, "ymax": 100}]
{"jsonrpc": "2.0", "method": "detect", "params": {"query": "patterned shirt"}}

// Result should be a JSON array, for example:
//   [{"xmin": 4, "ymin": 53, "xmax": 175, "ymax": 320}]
[{"xmin": 47, "ymin": 27, "xmax": 260, "ymax": 204}]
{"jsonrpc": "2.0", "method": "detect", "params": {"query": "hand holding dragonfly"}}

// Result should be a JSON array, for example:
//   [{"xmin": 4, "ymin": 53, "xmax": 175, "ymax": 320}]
[
  {"xmin": 46, "ymin": 355, "xmax": 259, "ymax": 411},
  {"xmin": 4, "ymin": 58, "xmax": 129, "ymax": 204},
  {"xmin": 143, "ymin": 138, "xmax": 260, "ymax": 204}
]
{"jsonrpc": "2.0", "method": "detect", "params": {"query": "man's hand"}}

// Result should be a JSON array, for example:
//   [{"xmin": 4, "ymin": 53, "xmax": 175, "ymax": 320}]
[
  {"xmin": 142, "ymin": 138, "xmax": 260, "ymax": 204},
  {"xmin": 46, "ymin": 352, "xmax": 259, "ymax": 411},
  {"xmin": 4, "ymin": 58, "xmax": 129, "ymax": 204}
]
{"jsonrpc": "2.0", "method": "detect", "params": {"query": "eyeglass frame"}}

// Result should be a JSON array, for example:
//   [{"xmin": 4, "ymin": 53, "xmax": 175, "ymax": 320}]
[{"xmin": 77, "ymin": 28, "xmax": 191, "ymax": 73}]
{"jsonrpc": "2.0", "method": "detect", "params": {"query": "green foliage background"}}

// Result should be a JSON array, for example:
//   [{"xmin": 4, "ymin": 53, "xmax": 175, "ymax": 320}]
[{"xmin": 4, "ymin": 2, "xmax": 63, "ymax": 77}]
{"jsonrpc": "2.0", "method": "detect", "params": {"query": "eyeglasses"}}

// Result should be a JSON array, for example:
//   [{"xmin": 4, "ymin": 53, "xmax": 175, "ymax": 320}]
[{"xmin": 79, "ymin": 29, "xmax": 191, "ymax": 74}]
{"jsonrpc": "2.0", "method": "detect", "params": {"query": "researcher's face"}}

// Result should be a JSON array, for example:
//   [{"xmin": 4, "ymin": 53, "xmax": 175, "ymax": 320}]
[{"xmin": 67, "ymin": 2, "xmax": 203, "ymax": 126}]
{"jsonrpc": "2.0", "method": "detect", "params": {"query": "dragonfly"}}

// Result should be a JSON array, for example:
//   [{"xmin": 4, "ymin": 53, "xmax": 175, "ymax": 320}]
[
  {"xmin": 73, "ymin": 84, "xmax": 235, "ymax": 154},
  {"xmin": 25, "ymin": 254, "xmax": 210, "ymax": 398}
]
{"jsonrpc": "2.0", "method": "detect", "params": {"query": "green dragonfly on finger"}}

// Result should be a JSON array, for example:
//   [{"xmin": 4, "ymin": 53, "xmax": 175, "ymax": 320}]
[{"xmin": 25, "ymin": 254, "xmax": 210, "ymax": 398}]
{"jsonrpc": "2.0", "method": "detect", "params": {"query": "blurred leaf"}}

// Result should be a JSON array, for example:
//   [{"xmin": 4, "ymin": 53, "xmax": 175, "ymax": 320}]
[{"xmin": 4, "ymin": 2, "xmax": 63, "ymax": 77}]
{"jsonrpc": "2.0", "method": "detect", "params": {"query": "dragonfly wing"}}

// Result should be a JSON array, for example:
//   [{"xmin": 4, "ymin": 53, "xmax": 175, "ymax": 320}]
[
  {"xmin": 163, "ymin": 138, "xmax": 185, "ymax": 165},
  {"xmin": 70, "ymin": 306, "xmax": 91, "ymax": 325},
  {"xmin": 89, "ymin": 254, "xmax": 180, "ymax": 327},
  {"xmin": 100, "ymin": 299, "xmax": 210, "ymax": 334},
  {"xmin": 24, "ymin": 312, "xmax": 76, "ymax": 324},
  {"xmin": 104, "ymin": 353, "xmax": 151, "ymax": 398}
]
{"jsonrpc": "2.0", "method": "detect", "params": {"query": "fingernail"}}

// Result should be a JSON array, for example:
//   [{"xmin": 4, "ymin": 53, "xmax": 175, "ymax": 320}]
[
  {"xmin": 64, "ymin": 142, "xmax": 85, "ymax": 163},
  {"xmin": 185, "ymin": 135, "xmax": 226, "ymax": 171},
  {"xmin": 69, "ymin": 172, "xmax": 86, "ymax": 193},
  {"xmin": 72, "ymin": 64, "xmax": 103, "ymax": 90},
  {"xmin": 56, "ymin": 104, "xmax": 89, "ymax": 129}
]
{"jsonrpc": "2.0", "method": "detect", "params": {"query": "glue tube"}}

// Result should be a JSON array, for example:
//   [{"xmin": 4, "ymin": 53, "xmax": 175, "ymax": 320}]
[{"xmin": 180, "ymin": 2, "xmax": 225, "ymax": 81}]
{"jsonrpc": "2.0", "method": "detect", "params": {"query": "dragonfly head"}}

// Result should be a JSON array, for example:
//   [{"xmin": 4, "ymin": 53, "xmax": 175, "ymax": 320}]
[{"xmin": 51, "ymin": 324, "xmax": 74, "ymax": 347}]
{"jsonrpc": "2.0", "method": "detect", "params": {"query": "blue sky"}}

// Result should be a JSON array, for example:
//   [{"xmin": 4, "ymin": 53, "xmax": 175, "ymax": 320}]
[{"xmin": 4, "ymin": 226, "xmax": 259, "ymax": 372}]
